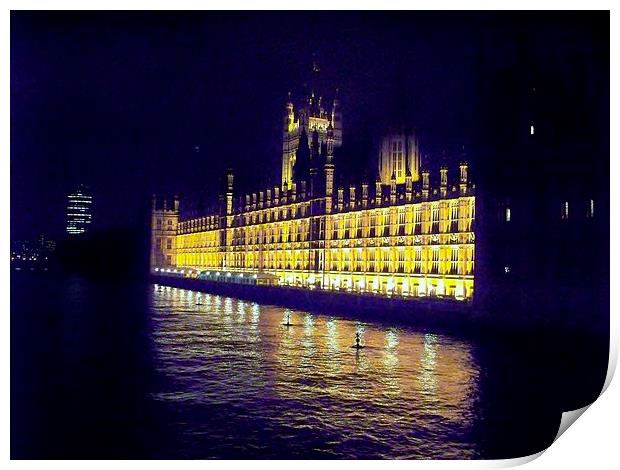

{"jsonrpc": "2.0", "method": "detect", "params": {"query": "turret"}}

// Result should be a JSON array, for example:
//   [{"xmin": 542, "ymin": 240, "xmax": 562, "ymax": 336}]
[
  {"xmin": 390, "ymin": 171, "xmax": 397, "ymax": 204},
  {"xmin": 284, "ymin": 92, "xmax": 294, "ymax": 131},
  {"xmin": 459, "ymin": 161, "xmax": 469, "ymax": 194},
  {"xmin": 226, "ymin": 169, "xmax": 234, "ymax": 216},
  {"xmin": 440, "ymin": 166, "xmax": 448, "ymax": 198},
  {"xmin": 337, "ymin": 186, "xmax": 344, "ymax": 211},
  {"xmin": 375, "ymin": 176, "xmax": 382, "ymax": 206},
  {"xmin": 325, "ymin": 123, "xmax": 334, "ymax": 164},
  {"xmin": 405, "ymin": 169, "xmax": 413, "ymax": 202},
  {"xmin": 362, "ymin": 181, "xmax": 369, "ymax": 208},
  {"xmin": 349, "ymin": 184, "xmax": 356, "ymax": 209},
  {"xmin": 324, "ymin": 125, "xmax": 335, "ymax": 213},
  {"xmin": 422, "ymin": 169, "xmax": 430, "ymax": 200},
  {"xmin": 274, "ymin": 186, "xmax": 280, "ymax": 206}
]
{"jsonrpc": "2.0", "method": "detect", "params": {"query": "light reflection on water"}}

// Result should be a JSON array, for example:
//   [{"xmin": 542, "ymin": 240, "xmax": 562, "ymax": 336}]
[{"xmin": 149, "ymin": 284, "xmax": 481, "ymax": 458}]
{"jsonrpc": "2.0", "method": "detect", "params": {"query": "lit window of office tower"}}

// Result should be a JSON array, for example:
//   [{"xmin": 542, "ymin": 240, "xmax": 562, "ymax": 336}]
[{"xmin": 66, "ymin": 185, "xmax": 93, "ymax": 235}]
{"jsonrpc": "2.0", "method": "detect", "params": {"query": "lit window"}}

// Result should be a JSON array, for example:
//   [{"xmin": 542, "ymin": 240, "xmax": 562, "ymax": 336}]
[
  {"xmin": 587, "ymin": 199, "xmax": 594, "ymax": 218},
  {"xmin": 530, "ymin": 125, "xmax": 535, "ymax": 135},
  {"xmin": 505, "ymin": 207, "xmax": 511, "ymax": 222},
  {"xmin": 561, "ymin": 201, "xmax": 569, "ymax": 220}
]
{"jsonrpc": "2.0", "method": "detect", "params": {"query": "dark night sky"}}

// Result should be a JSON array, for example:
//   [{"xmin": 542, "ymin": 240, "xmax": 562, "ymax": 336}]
[{"xmin": 10, "ymin": 11, "xmax": 607, "ymax": 240}]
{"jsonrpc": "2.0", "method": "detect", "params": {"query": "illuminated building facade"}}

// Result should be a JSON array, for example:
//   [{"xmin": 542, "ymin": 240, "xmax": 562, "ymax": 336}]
[
  {"xmin": 66, "ymin": 185, "xmax": 93, "ymax": 235},
  {"xmin": 151, "ymin": 88, "xmax": 476, "ymax": 300},
  {"xmin": 150, "ymin": 195, "xmax": 179, "ymax": 268},
  {"xmin": 378, "ymin": 131, "xmax": 421, "ymax": 185}
]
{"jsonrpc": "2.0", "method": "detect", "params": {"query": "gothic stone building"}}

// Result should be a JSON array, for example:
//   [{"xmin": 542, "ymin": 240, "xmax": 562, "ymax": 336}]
[{"xmin": 151, "ymin": 91, "xmax": 475, "ymax": 301}]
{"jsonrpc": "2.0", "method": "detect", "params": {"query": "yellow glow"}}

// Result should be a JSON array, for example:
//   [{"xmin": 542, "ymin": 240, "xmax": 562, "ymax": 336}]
[
  {"xmin": 437, "ymin": 279, "xmax": 445, "ymax": 296},
  {"xmin": 153, "ymin": 178, "xmax": 475, "ymax": 301},
  {"xmin": 418, "ymin": 279, "xmax": 427, "ymax": 296}
]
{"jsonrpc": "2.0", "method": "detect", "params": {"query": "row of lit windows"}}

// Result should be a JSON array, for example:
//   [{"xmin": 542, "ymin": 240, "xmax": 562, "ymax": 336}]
[
  {"xmin": 229, "ymin": 219, "xmax": 473, "ymax": 244},
  {"xmin": 176, "ymin": 217, "xmax": 474, "ymax": 249},
  {"xmin": 177, "ymin": 244, "xmax": 474, "ymax": 277}
]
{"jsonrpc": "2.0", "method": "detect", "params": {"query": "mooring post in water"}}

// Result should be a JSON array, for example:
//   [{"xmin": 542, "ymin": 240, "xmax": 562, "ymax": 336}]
[{"xmin": 355, "ymin": 331, "xmax": 360, "ymax": 348}]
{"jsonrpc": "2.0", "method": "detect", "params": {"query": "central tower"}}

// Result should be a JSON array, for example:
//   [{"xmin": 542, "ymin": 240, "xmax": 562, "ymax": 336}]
[
  {"xmin": 281, "ymin": 69, "xmax": 342, "ymax": 190},
  {"xmin": 378, "ymin": 130, "xmax": 421, "ymax": 185}
]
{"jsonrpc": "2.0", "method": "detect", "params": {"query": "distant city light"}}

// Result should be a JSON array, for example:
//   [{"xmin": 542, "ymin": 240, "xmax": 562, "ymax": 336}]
[{"xmin": 66, "ymin": 185, "xmax": 93, "ymax": 235}]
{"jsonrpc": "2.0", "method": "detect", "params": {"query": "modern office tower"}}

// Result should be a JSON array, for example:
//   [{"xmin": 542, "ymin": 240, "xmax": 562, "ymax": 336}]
[{"xmin": 66, "ymin": 185, "xmax": 93, "ymax": 235}]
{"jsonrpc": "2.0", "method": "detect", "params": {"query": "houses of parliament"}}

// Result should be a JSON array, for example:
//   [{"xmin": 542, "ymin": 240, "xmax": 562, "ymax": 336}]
[{"xmin": 150, "ymin": 85, "xmax": 476, "ymax": 301}]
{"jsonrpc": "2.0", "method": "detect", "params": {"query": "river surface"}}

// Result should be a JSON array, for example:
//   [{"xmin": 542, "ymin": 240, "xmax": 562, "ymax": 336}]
[{"xmin": 11, "ymin": 272, "xmax": 607, "ymax": 459}]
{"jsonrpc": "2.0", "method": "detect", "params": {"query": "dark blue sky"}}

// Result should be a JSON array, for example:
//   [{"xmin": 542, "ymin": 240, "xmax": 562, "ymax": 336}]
[{"xmin": 10, "ymin": 11, "xmax": 606, "ymax": 239}]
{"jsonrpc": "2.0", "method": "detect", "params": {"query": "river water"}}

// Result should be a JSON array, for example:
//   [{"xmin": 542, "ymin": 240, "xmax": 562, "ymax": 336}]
[{"xmin": 11, "ymin": 272, "xmax": 607, "ymax": 459}]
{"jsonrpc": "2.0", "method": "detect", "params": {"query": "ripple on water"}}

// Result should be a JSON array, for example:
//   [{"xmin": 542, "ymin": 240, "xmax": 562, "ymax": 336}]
[{"xmin": 148, "ymin": 286, "xmax": 482, "ymax": 459}]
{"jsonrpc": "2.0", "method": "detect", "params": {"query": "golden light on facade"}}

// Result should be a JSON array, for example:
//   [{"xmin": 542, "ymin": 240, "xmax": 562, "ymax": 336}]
[{"xmin": 151, "ymin": 89, "xmax": 476, "ymax": 302}]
